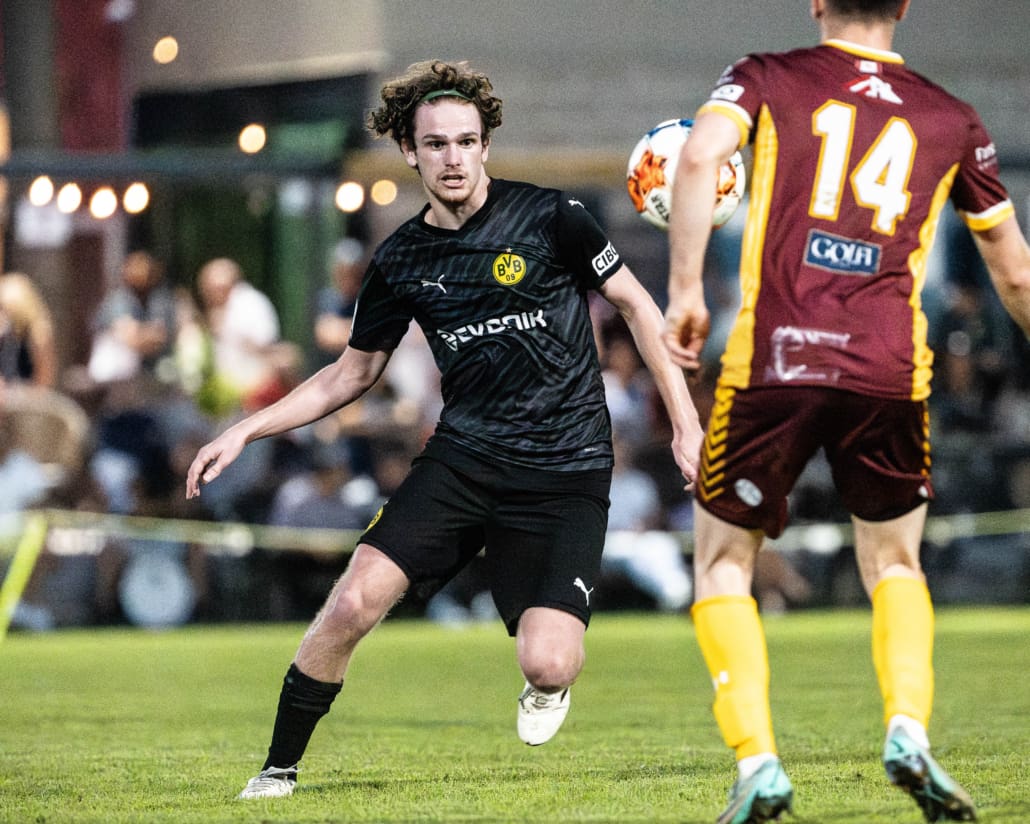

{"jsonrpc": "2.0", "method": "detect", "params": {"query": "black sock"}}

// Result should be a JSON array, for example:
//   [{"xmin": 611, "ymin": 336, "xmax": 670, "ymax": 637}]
[{"xmin": 262, "ymin": 663, "xmax": 343, "ymax": 774}]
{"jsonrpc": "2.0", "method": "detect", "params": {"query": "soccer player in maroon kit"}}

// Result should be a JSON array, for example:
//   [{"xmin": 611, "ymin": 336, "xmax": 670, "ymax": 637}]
[{"xmin": 664, "ymin": 1, "xmax": 1030, "ymax": 822}]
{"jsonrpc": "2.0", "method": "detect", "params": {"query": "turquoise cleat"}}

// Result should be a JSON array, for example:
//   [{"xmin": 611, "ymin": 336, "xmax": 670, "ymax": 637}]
[
  {"xmin": 883, "ymin": 728, "xmax": 977, "ymax": 822},
  {"xmin": 717, "ymin": 758, "xmax": 794, "ymax": 824}
]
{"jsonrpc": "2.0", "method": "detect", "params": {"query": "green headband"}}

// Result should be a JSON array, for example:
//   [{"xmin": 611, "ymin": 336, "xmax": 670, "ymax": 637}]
[{"xmin": 418, "ymin": 88, "xmax": 472, "ymax": 104}]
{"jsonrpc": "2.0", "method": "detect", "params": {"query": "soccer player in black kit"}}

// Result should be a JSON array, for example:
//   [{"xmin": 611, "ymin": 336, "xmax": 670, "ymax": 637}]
[{"xmin": 186, "ymin": 59, "xmax": 703, "ymax": 799}]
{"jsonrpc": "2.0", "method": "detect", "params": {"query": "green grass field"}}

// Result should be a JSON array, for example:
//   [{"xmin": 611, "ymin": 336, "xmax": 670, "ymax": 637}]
[{"xmin": 1, "ymin": 608, "xmax": 1028, "ymax": 823}]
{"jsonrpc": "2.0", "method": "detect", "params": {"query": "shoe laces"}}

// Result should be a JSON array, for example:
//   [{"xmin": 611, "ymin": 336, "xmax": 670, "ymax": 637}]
[
  {"xmin": 522, "ymin": 687, "xmax": 566, "ymax": 711},
  {"xmin": 251, "ymin": 765, "xmax": 298, "ymax": 785}
]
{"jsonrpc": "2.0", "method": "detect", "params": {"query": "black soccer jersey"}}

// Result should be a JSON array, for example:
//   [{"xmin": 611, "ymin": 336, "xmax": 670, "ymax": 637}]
[{"xmin": 348, "ymin": 179, "xmax": 622, "ymax": 470}]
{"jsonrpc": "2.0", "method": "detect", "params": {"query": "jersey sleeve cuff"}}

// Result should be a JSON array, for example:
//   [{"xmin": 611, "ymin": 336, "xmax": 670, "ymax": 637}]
[
  {"xmin": 696, "ymin": 100, "xmax": 752, "ymax": 150},
  {"xmin": 959, "ymin": 199, "xmax": 1015, "ymax": 232}
]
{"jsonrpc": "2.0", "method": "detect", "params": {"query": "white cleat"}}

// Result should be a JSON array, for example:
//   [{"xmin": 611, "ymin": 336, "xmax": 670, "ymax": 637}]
[
  {"xmin": 517, "ymin": 682, "xmax": 570, "ymax": 746},
  {"xmin": 238, "ymin": 765, "xmax": 298, "ymax": 799}
]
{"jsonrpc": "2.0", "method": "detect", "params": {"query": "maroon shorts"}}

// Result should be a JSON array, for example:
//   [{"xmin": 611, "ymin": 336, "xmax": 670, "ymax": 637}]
[{"xmin": 696, "ymin": 385, "xmax": 933, "ymax": 538}]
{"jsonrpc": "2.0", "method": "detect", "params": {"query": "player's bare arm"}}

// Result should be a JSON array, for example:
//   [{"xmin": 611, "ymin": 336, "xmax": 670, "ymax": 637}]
[
  {"xmin": 600, "ymin": 265, "xmax": 703, "ymax": 489},
  {"xmin": 185, "ymin": 346, "xmax": 391, "ymax": 498},
  {"xmin": 972, "ymin": 214, "xmax": 1030, "ymax": 335},
  {"xmin": 664, "ymin": 111, "xmax": 742, "ymax": 369}
]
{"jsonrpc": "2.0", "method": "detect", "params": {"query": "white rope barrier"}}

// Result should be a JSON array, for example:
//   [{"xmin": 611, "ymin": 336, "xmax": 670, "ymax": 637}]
[
  {"xmin": 1, "ymin": 507, "xmax": 1027, "ymax": 638},
  {"xmin": 1, "ymin": 505, "xmax": 1027, "ymax": 561}
]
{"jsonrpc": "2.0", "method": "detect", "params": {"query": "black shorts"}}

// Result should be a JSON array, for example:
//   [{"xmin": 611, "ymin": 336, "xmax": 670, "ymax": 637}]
[
  {"xmin": 697, "ymin": 385, "xmax": 934, "ymax": 538},
  {"xmin": 360, "ymin": 439, "xmax": 611, "ymax": 636}
]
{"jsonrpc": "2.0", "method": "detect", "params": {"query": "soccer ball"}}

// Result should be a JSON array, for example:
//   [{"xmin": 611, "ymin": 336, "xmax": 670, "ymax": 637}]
[{"xmin": 626, "ymin": 118, "xmax": 745, "ymax": 231}]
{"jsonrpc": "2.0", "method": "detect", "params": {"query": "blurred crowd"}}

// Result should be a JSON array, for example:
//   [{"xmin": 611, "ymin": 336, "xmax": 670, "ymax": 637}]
[{"xmin": 3, "ymin": 232, "xmax": 1029, "ymax": 630}]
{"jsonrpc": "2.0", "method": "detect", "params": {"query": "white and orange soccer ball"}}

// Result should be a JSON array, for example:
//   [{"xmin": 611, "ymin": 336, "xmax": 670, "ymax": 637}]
[{"xmin": 626, "ymin": 118, "xmax": 745, "ymax": 231}]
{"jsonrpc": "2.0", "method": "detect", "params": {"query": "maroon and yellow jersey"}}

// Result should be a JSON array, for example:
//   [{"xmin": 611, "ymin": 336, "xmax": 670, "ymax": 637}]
[{"xmin": 697, "ymin": 39, "xmax": 1014, "ymax": 400}]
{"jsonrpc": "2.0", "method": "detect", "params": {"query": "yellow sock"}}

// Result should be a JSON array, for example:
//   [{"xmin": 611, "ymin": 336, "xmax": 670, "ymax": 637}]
[
  {"xmin": 692, "ymin": 595, "xmax": 776, "ymax": 758},
  {"xmin": 871, "ymin": 576, "xmax": 934, "ymax": 728}
]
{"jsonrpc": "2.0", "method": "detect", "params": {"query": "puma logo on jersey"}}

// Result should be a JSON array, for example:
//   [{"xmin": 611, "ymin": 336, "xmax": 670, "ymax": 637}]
[
  {"xmin": 421, "ymin": 274, "xmax": 447, "ymax": 293},
  {"xmin": 573, "ymin": 577, "xmax": 594, "ymax": 605},
  {"xmin": 846, "ymin": 75, "xmax": 902, "ymax": 104}
]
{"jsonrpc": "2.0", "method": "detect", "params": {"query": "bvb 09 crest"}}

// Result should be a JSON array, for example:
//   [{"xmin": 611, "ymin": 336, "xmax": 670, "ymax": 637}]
[{"xmin": 492, "ymin": 249, "xmax": 526, "ymax": 286}]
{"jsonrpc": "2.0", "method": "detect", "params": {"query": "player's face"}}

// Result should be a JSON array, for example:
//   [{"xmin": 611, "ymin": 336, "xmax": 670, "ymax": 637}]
[{"xmin": 405, "ymin": 99, "xmax": 490, "ymax": 214}]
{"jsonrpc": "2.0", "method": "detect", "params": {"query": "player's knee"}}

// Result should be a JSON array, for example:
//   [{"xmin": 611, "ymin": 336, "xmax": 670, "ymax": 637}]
[
  {"xmin": 520, "ymin": 646, "xmax": 583, "ymax": 691},
  {"xmin": 320, "ymin": 585, "xmax": 384, "ymax": 640},
  {"xmin": 859, "ymin": 561, "xmax": 923, "ymax": 597}
]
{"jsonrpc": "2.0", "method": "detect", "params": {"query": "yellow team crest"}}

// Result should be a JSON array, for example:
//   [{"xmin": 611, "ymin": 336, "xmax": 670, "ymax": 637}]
[{"xmin": 492, "ymin": 249, "xmax": 526, "ymax": 286}]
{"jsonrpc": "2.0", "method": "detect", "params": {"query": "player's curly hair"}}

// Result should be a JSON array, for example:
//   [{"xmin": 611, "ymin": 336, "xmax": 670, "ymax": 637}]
[{"xmin": 367, "ymin": 60, "xmax": 503, "ymax": 148}]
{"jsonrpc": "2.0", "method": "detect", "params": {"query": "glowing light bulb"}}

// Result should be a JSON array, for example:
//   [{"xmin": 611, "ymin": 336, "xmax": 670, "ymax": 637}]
[
  {"xmin": 123, "ymin": 182, "xmax": 150, "ymax": 214},
  {"xmin": 90, "ymin": 186, "xmax": 118, "ymax": 219},
  {"xmin": 238, "ymin": 124, "xmax": 267, "ymax": 154},
  {"xmin": 153, "ymin": 36, "xmax": 179, "ymax": 64},
  {"xmin": 335, "ymin": 181, "xmax": 364, "ymax": 212},
  {"xmin": 370, "ymin": 179, "xmax": 398, "ymax": 206},
  {"xmin": 56, "ymin": 183, "xmax": 82, "ymax": 213},
  {"xmin": 28, "ymin": 176, "xmax": 55, "ymax": 206}
]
